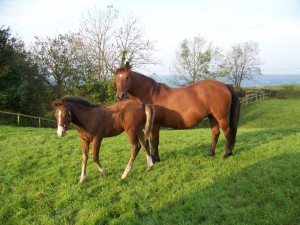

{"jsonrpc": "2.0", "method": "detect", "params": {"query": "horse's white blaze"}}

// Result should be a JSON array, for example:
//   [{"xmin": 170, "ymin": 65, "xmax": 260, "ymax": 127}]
[{"xmin": 119, "ymin": 73, "xmax": 123, "ymax": 78}]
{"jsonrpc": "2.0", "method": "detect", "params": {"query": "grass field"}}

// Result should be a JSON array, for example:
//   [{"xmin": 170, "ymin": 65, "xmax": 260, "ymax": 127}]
[{"xmin": 1, "ymin": 99, "xmax": 300, "ymax": 224}]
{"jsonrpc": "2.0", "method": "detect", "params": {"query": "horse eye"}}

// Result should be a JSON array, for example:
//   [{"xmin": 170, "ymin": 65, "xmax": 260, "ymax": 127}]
[{"xmin": 125, "ymin": 76, "xmax": 129, "ymax": 80}]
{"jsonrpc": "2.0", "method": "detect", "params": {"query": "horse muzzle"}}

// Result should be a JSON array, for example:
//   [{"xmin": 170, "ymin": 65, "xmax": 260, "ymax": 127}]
[{"xmin": 116, "ymin": 92, "xmax": 126, "ymax": 101}]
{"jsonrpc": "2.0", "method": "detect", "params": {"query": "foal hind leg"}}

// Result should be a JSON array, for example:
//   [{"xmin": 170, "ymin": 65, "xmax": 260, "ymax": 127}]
[
  {"xmin": 138, "ymin": 130, "xmax": 154, "ymax": 171},
  {"xmin": 150, "ymin": 124, "xmax": 160, "ymax": 163},
  {"xmin": 80, "ymin": 139, "xmax": 89, "ymax": 183},
  {"xmin": 208, "ymin": 115, "xmax": 220, "ymax": 157},
  {"xmin": 218, "ymin": 117, "xmax": 233, "ymax": 159},
  {"xmin": 121, "ymin": 132, "xmax": 141, "ymax": 179},
  {"xmin": 92, "ymin": 138, "xmax": 106, "ymax": 177}
]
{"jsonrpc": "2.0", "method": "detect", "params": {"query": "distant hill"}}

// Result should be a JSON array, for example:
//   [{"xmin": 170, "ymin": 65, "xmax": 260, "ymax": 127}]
[{"xmin": 154, "ymin": 74, "xmax": 300, "ymax": 87}]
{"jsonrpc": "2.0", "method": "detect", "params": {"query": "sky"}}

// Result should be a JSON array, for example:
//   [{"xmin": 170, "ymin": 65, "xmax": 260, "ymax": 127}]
[{"xmin": 1, "ymin": 0, "xmax": 300, "ymax": 76}]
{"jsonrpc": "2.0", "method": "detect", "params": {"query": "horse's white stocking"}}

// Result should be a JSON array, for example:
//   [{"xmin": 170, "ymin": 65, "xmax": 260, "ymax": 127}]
[
  {"xmin": 146, "ymin": 155, "xmax": 154, "ymax": 171},
  {"xmin": 79, "ymin": 153, "xmax": 88, "ymax": 183},
  {"xmin": 121, "ymin": 163, "xmax": 132, "ymax": 179}
]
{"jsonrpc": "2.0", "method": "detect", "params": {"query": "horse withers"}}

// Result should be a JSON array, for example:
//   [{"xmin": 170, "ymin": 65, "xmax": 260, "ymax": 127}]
[
  {"xmin": 114, "ymin": 62, "xmax": 240, "ymax": 162},
  {"xmin": 51, "ymin": 96, "xmax": 155, "ymax": 182}
]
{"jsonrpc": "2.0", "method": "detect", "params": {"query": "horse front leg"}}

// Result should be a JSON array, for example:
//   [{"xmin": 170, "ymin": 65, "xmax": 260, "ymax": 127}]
[
  {"xmin": 121, "ymin": 132, "xmax": 141, "ymax": 179},
  {"xmin": 92, "ymin": 138, "xmax": 106, "ymax": 177},
  {"xmin": 150, "ymin": 124, "xmax": 160, "ymax": 163},
  {"xmin": 80, "ymin": 139, "xmax": 90, "ymax": 183},
  {"xmin": 138, "ymin": 130, "xmax": 154, "ymax": 172}
]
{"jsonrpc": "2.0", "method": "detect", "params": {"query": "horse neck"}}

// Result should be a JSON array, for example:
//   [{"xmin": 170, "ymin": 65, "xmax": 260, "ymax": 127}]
[{"xmin": 129, "ymin": 72, "xmax": 155, "ymax": 103}]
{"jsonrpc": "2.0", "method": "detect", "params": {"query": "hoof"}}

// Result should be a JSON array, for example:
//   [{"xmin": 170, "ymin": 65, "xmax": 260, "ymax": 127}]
[
  {"xmin": 152, "ymin": 156, "xmax": 160, "ymax": 163},
  {"xmin": 146, "ymin": 164, "xmax": 154, "ymax": 172},
  {"xmin": 223, "ymin": 152, "xmax": 233, "ymax": 159},
  {"xmin": 79, "ymin": 178, "xmax": 85, "ymax": 184},
  {"xmin": 208, "ymin": 152, "xmax": 215, "ymax": 157}
]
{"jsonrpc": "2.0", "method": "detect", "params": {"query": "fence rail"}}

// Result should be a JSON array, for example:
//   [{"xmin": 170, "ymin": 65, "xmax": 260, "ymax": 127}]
[
  {"xmin": 239, "ymin": 92, "xmax": 271, "ymax": 107},
  {"xmin": 0, "ymin": 111, "xmax": 56, "ymax": 128},
  {"xmin": 0, "ymin": 91, "xmax": 271, "ymax": 128}
]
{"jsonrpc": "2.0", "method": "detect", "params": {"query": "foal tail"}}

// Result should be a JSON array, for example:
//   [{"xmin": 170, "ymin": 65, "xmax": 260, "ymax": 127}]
[
  {"xmin": 226, "ymin": 85, "xmax": 240, "ymax": 150},
  {"xmin": 144, "ymin": 104, "xmax": 155, "ymax": 138}
]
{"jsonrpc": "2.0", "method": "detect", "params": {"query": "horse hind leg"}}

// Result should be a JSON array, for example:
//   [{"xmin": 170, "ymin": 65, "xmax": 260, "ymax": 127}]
[
  {"xmin": 150, "ymin": 124, "xmax": 160, "ymax": 163},
  {"xmin": 138, "ymin": 130, "xmax": 154, "ymax": 172},
  {"xmin": 218, "ymin": 117, "xmax": 233, "ymax": 159},
  {"xmin": 208, "ymin": 115, "xmax": 220, "ymax": 157}
]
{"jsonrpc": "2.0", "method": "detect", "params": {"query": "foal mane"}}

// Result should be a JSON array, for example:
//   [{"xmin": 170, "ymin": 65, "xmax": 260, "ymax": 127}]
[{"xmin": 61, "ymin": 96, "xmax": 100, "ymax": 107}]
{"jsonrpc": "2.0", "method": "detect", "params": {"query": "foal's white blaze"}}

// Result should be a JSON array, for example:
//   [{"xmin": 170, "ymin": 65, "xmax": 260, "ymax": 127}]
[
  {"xmin": 57, "ymin": 125, "xmax": 64, "ymax": 137},
  {"xmin": 119, "ymin": 73, "xmax": 123, "ymax": 78},
  {"xmin": 57, "ymin": 110, "xmax": 64, "ymax": 137}
]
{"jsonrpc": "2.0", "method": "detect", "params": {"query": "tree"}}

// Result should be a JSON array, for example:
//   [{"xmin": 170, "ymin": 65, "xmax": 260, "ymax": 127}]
[
  {"xmin": 31, "ymin": 33, "xmax": 86, "ymax": 97},
  {"xmin": 79, "ymin": 6, "xmax": 118, "ymax": 81},
  {"xmin": 0, "ymin": 26, "xmax": 50, "ymax": 115},
  {"xmin": 171, "ymin": 35, "xmax": 222, "ymax": 86},
  {"xmin": 115, "ymin": 14, "xmax": 159, "ymax": 69},
  {"xmin": 221, "ymin": 41, "xmax": 262, "ymax": 88},
  {"xmin": 79, "ymin": 6, "xmax": 159, "ymax": 79}
]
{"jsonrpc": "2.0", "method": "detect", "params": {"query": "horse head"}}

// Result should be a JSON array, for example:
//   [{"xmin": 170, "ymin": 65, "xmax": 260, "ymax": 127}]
[
  {"xmin": 114, "ymin": 62, "xmax": 133, "ymax": 101},
  {"xmin": 51, "ymin": 99, "xmax": 71, "ymax": 137}
]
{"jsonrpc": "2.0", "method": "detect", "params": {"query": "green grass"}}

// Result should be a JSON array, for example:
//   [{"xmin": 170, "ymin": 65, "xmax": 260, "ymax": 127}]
[{"xmin": 1, "ymin": 99, "xmax": 300, "ymax": 224}]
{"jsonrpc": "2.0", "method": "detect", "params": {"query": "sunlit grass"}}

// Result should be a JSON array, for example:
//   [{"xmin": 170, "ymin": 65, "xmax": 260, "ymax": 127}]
[{"xmin": 1, "ymin": 99, "xmax": 299, "ymax": 224}]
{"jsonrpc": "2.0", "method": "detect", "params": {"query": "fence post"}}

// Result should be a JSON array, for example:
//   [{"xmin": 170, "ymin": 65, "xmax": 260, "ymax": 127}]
[
  {"xmin": 39, "ymin": 117, "xmax": 41, "ymax": 128},
  {"xmin": 17, "ymin": 113, "xmax": 20, "ymax": 126}
]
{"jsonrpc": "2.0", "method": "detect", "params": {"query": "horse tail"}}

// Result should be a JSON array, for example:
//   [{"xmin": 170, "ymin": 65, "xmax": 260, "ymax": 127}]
[
  {"xmin": 144, "ymin": 104, "xmax": 155, "ymax": 138},
  {"xmin": 226, "ymin": 85, "xmax": 240, "ymax": 150}
]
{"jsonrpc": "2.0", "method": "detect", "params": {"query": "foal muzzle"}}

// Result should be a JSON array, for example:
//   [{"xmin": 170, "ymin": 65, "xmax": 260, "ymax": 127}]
[{"xmin": 57, "ymin": 125, "xmax": 67, "ymax": 137}]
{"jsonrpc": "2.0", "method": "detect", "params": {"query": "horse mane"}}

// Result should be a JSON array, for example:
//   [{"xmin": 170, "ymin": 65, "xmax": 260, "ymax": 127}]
[
  {"xmin": 61, "ymin": 96, "xmax": 100, "ymax": 107},
  {"xmin": 132, "ymin": 70, "xmax": 170, "ymax": 95}
]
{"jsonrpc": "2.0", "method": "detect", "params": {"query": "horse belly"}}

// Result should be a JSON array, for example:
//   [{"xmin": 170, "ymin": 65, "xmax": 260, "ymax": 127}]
[{"xmin": 164, "ymin": 110, "xmax": 206, "ymax": 129}]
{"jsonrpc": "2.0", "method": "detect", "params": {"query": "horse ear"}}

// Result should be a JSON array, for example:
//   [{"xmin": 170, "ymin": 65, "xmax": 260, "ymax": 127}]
[{"xmin": 125, "ymin": 62, "xmax": 131, "ymax": 71}]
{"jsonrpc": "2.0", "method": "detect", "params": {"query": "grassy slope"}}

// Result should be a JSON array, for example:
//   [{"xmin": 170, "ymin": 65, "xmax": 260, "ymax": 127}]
[{"xmin": 0, "ymin": 99, "xmax": 299, "ymax": 224}]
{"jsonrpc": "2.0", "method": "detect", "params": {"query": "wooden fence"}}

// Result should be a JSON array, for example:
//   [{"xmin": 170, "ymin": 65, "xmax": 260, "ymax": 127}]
[
  {"xmin": 0, "ymin": 111, "xmax": 56, "ymax": 128},
  {"xmin": 239, "ymin": 92, "xmax": 272, "ymax": 107},
  {"xmin": 0, "ymin": 91, "xmax": 271, "ymax": 128}
]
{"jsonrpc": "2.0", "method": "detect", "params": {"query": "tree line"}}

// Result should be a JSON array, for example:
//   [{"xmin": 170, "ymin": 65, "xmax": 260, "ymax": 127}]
[{"xmin": 0, "ymin": 7, "xmax": 262, "ymax": 118}]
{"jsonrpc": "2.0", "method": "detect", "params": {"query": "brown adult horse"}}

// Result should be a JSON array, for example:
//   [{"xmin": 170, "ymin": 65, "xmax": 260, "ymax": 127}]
[
  {"xmin": 114, "ymin": 62, "xmax": 240, "ymax": 162},
  {"xmin": 51, "ymin": 96, "xmax": 155, "ymax": 182}
]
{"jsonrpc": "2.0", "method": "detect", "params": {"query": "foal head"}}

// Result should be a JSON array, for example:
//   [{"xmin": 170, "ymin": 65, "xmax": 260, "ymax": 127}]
[
  {"xmin": 51, "ymin": 99, "xmax": 71, "ymax": 137},
  {"xmin": 114, "ymin": 62, "xmax": 133, "ymax": 101}
]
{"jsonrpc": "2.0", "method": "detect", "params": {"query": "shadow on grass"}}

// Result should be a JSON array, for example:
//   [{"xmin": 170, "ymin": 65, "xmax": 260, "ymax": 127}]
[
  {"xmin": 121, "ymin": 153, "xmax": 300, "ymax": 225},
  {"xmin": 160, "ymin": 127, "xmax": 299, "ymax": 161}
]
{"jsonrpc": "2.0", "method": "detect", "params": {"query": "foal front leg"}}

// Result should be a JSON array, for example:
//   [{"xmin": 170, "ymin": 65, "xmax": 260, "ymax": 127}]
[
  {"xmin": 80, "ymin": 139, "xmax": 89, "ymax": 183},
  {"xmin": 121, "ymin": 133, "xmax": 141, "ymax": 179}
]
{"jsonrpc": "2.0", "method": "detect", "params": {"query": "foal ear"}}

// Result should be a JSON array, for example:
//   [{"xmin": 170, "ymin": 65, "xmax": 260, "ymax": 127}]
[
  {"xmin": 125, "ymin": 61, "xmax": 131, "ymax": 71},
  {"xmin": 51, "ymin": 99, "xmax": 63, "ymax": 108}
]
